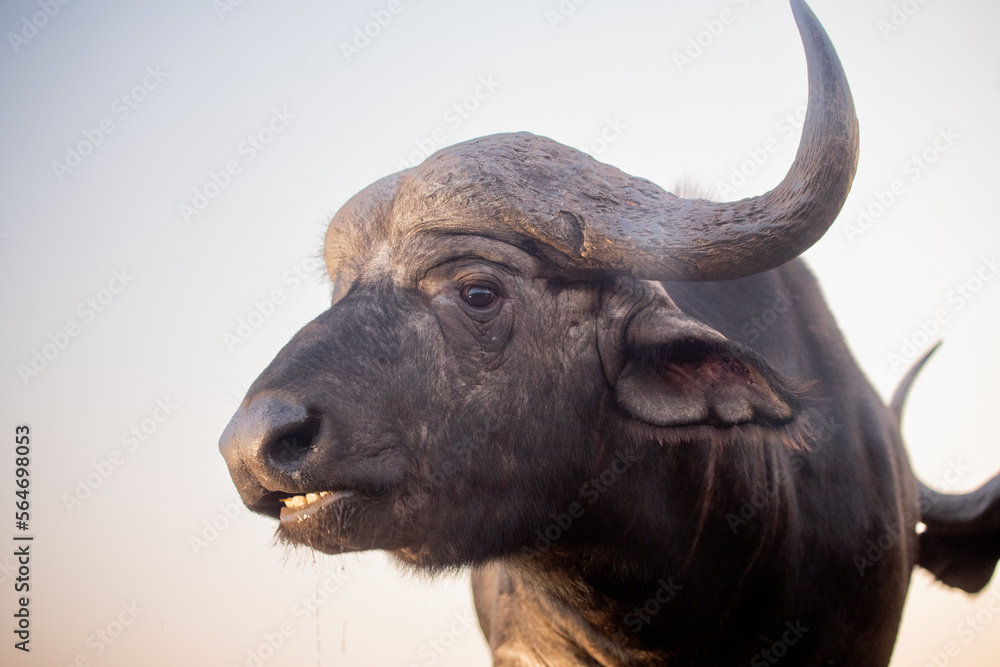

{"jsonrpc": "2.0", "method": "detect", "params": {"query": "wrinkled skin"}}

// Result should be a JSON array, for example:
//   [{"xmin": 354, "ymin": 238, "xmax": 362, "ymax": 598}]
[
  {"xmin": 245, "ymin": 237, "xmax": 613, "ymax": 562},
  {"xmin": 220, "ymin": 1, "xmax": 1000, "ymax": 663},
  {"xmin": 223, "ymin": 230, "xmax": 919, "ymax": 664}
]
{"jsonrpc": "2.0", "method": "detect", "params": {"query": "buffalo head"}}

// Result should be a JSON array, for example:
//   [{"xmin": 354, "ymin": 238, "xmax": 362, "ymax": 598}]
[{"xmin": 219, "ymin": 0, "xmax": 856, "ymax": 570}]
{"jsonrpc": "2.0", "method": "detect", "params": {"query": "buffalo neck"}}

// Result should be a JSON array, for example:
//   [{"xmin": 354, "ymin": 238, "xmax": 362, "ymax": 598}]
[{"xmin": 491, "ymin": 432, "xmax": 800, "ymax": 663}]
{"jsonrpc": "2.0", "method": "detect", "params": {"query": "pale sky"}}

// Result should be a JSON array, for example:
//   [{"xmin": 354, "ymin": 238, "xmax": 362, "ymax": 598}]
[{"xmin": 2, "ymin": 0, "xmax": 999, "ymax": 665}]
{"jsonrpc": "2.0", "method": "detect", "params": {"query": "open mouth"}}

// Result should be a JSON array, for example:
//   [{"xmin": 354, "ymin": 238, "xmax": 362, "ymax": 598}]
[{"xmin": 278, "ymin": 490, "xmax": 355, "ymax": 523}]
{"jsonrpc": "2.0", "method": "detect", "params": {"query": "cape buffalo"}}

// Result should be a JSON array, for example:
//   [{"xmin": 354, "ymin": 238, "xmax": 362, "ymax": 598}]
[{"xmin": 219, "ymin": 0, "xmax": 1000, "ymax": 664}]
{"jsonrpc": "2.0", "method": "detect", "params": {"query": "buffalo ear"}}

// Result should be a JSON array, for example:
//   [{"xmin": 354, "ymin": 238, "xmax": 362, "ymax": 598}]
[{"xmin": 610, "ymin": 306, "xmax": 796, "ymax": 428}]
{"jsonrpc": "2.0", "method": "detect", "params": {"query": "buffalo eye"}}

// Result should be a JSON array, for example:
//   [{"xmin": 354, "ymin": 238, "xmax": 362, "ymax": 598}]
[{"xmin": 461, "ymin": 284, "xmax": 499, "ymax": 309}]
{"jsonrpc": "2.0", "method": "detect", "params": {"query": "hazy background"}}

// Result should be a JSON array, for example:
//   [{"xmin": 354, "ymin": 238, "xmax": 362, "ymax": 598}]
[{"xmin": 2, "ymin": 0, "xmax": 999, "ymax": 664}]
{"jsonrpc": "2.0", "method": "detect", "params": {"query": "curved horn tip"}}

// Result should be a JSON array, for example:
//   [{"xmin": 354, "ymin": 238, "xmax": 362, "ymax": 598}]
[
  {"xmin": 890, "ymin": 342, "xmax": 943, "ymax": 424},
  {"xmin": 789, "ymin": 0, "xmax": 827, "ymax": 35},
  {"xmin": 654, "ymin": 0, "xmax": 860, "ymax": 282}
]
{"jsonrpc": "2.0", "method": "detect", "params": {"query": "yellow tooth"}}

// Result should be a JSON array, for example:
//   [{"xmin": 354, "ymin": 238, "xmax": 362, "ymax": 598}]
[{"xmin": 280, "ymin": 491, "xmax": 341, "ymax": 509}]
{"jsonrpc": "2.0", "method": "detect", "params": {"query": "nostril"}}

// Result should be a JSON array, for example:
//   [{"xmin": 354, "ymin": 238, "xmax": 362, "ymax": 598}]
[
  {"xmin": 265, "ymin": 416, "xmax": 321, "ymax": 470},
  {"xmin": 220, "ymin": 396, "xmax": 321, "ymax": 502}
]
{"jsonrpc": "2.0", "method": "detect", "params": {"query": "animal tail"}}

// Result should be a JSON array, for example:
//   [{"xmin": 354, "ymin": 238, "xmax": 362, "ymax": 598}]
[{"xmin": 891, "ymin": 343, "xmax": 1000, "ymax": 593}]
